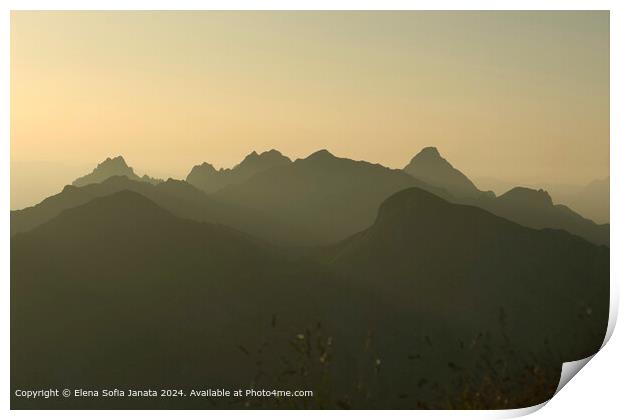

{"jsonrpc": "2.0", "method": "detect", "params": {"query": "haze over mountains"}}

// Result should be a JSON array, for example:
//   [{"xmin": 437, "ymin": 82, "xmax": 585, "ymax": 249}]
[
  {"xmin": 475, "ymin": 176, "xmax": 610, "ymax": 225},
  {"xmin": 211, "ymin": 149, "xmax": 452, "ymax": 244},
  {"xmin": 548, "ymin": 177, "xmax": 610, "ymax": 225},
  {"xmin": 12, "ymin": 147, "xmax": 609, "ymax": 246},
  {"xmin": 403, "ymin": 146, "xmax": 494, "ymax": 201},
  {"xmin": 72, "ymin": 156, "xmax": 163, "ymax": 187},
  {"xmin": 186, "ymin": 149, "xmax": 291, "ymax": 193},
  {"xmin": 10, "ymin": 146, "xmax": 609, "ymax": 408},
  {"xmin": 11, "ymin": 176, "xmax": 305, "ymax": 245},
  {"xmin": 12, "ymin": 187, "xmax": 608, "ymax": 409}
]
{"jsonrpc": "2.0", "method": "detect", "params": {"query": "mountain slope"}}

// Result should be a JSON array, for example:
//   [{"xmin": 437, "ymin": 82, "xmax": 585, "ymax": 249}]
[
  {"xmin": 329, "ymin": 187, "xmax": 608, "ymax": 362},
  {"xmin": 186, "ymin": 149, "xmax": 291, "ymax": 193},
  {"xmin": 403, "ymin": 147, "xmax": 491, "ymax": 201},
  {"xmin": 10, "ymin": 191, "xmax": 382, "ymax": 408},
  {"xmin": 556, "ymin": 177, "xmax": 610, "ymax": 224},
  {"xmin": 72, "ymin": 156, "xmax": 162, "ymax": 187},
  {"xmin": 484, "ymin": 187, "xmax": 609, "ymax": 246},
  {"xmin": 11, "ymin": 176, "xmax": 305, "ymax": 244},
  {"xmin": 401, "ymin": 147, "xmax": 608, "ymax": 246},
  {"xmin": 214, "ymin": 149, "xmax": 450, "ymax": 245},
  {"xmin": 11, "ymin": 188, "xmax": 609, "ymax": 409}
]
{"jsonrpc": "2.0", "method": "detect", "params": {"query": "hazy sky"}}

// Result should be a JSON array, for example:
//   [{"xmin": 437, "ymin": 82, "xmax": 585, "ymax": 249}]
[{"xmin": 11, "ymin": 11, "xmax": 609, "ymax": 185}]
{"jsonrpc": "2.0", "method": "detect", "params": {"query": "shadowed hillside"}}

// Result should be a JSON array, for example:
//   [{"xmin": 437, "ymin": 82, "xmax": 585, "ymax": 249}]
[
  {"xmin": 328, "ymin": 187, "xmax": 608, "ymax": 360},
  {"xmin": 11, "ymin": 188, "xmax": 608, "ymax": 409},
  {"xmin": 11, "ymin": 176, "xmax": 308, "ymax": 245},
  {"xmin": 213, "ymin": 149, "xmax": 450, "ymax": 245},
  {"xmin": 401, "ymin": 148, "xmax": 609, "ymax": 246},
  {"xmin": 483, "ymin": 187, "xmax": 609, "ymax": 246}
]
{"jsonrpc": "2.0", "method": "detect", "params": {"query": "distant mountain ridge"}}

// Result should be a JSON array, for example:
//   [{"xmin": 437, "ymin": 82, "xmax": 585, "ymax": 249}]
[
  {"xmin": 72, "ymin": 156, "xmax": 162, "ymax": 187},
  {"xmin": 403, "ymin": 147, "xmax": 493, "ymax": 201},
  {"xmin": 553, "ymin": 177, "xmax": 610, "ymax": 224},
  {"xmin": 213, "ymin": 148, "xmax": 451, "ymax": 244},
  {"xmin": 12, "ymin": 175, "xmax": 304, "ymax": 244},
  {"xmin": 481, "ymin": 186, "xmax": 609, "ymax": 246},
  {"xmin": 400, "ymin": 148, "xmax": 608, "ymax": 246},
  {"xmin": 13, "ymin": 147, "xmax": 609, "ymax": 247},
  {"xmin": 186, "ymin": 149, "xmax": 291, "ymax": 193}
]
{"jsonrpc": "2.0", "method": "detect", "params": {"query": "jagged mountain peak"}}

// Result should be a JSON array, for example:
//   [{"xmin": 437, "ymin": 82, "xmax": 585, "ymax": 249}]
[
  {"xmin": 94, "ymin": 156, "xmax": 133, "ymax": 173},
  {"xmin": 188, "ymin": 161, "xmax": 217, "ymax": 175},
  {"xmin": 499, "ymin": 187, "xmax": 553, "ymax": 207},
  {"xmin": 72, "ymin": 156, "xmax": 136, "ymax": 187},
  {"xmin": 186, "ymin": 149, "xmax": 292, "ymax": 193},
  {"xmin": 403, "ymin": 147, "xmax": 481, "ymax": 199},
  {"xmin": 407, "ymin": 147, "xmax": 454, "ymax": 169},
  {"xmin": 237, "ymin": 149, "xmax": 290, "ymax": 168},
  {"xmin": 100, "ymin": 155, "xmax": 129, "ymax": 167},
  {"xmin": 415, "ymin": 146, "xmax": 442, "ymax": 159}
]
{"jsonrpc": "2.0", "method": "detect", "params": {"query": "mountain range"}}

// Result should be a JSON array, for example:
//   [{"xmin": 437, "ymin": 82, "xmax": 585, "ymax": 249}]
[
  {"xmin": 186, "ymin": 149, "xmax": 291, "ymax": 193},
  {"xmin": 72, "ymin": 156, "xmax": 163, "ymax": 187},
  {"xmin": 11, "ymin": 175, "xmax": 304, "ymax": 245},
  {"xmin": 549, "ymin": 177, "xmax": 610, "ymax": 225},
  {"xmin": 10, "ymin": 147, "xmax": 610, "ymax": 408},
  {"xmin": 11, "ymin": 187, "xmax": 608, "ymax": 409},
  {"xmin": 13, "ymin": 148, "xmax": 608, "ymax": 246}
]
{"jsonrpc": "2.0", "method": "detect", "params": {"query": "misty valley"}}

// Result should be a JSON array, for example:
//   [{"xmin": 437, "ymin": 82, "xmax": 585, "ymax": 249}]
[{"xmin": 10, "ymin": 147, "xmax": 609, "ymax": 409}]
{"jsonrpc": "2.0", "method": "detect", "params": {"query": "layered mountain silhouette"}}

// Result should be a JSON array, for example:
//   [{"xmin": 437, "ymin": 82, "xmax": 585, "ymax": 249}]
[
  {"xmin": 10, "ymin": 191, "xmax": 378, "ymax": 408},
  {"xmin": 330, "ymin": 187, "xmax": 608, "ymax": 339},
  {"xmin": 72, "ymin": 156, "xmax": 162, "ymax": 187},
  {"xmin": 11, "ymin": 175, "xmax": 304, "ymax": 244},
  {"xmin": 403, "ymin": 147, "xmax": 493, "ymax": 201},
  {"xmin": 399, "ymin": 148, "xmax": 608, "ymax": 246},
  {"xmin": 186, "ymin": 149, "xmax": 291, "ymax": 193},
  {"xmin": 484, "ymin": 187, "xmax": 609, "ymax": 246},
  {"xmin": 213, "ymin": 149, "xmax": 450, "ymax": 244},
  {"xmin": 13, "ymin": 148, "xmax": 609, "ymax": 247},
  {"xmin": 11, "ymin": 187, "xmax": 608, "ymax": 409},
  {"xmin": 329, "ymin": 187, "xmax": 607, "ymax": 357},
  {"xmin": 554, "ymin": 177, "xmax": 610, "ymax": 224}
]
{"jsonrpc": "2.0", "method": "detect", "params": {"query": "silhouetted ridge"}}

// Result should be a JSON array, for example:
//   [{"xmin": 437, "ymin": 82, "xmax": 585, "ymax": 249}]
[
  {"xmin": 499, "ymin": 187, "xmax": 553, "ymax": 207},
  {"xmin": 101, "ymin": 156, "xmax": 130, "ymax": 170},
  {"xmin": 60, "ymin": 190, "xmax": 171, "ymax": 221},
  {"xmin": 28, "ymin": 190, "xmax": 176, "ymax": 240},
  {"xmin": 12, "ymin": 174, "xmax": 300, "ymax": 244},
  {"xmin": 239, "ymin": 149, "xmax": 288, "ymax": 166},
  {"xmin": 213, "ymin": 150, "xmax": 451, "ymax": 244},
  {"xmin": 403, "ymin": 147, "xmax": 484, "ymax": 200},
  {"xmin": 11, "ymin": 169, "xmax": 609, "ymax": 410},
  {"xmin": 72, "ymin": 156, "xmax": 162, "ymax": 187},
  {"xmin": 304, "ymin": 149, "xmax": 336, "ymax": 161},
  {"xmin": 367, "ymin": 187, "xmax": 515, "ymax": 240},
  {"xmin": 376, "ymin": 187, "xmax": 452, "ymax": 221},
  {"xmin": 186, "ymin": 149, "xmax": 291, "ymax": 193},
  {"xmin": 61, "ymin": 184, "xmax": 78, "ymax": 193},
  {"xmin": 15, "ymin": 149, "xmax": 608, "ymax": 246},
  {"xmin": 188, "ymin": 162, "xmax": 218, "ymax": 176},
  {"xmin": 415, "ymin": 146, "xmax": 442, "ymax": 159},
  {"xmin": 558, "ymin": 177, "xmax": 610, "ymax": 224}
]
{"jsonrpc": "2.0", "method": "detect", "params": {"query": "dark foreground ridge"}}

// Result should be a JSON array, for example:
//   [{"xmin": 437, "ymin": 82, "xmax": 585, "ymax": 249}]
[{"xmin": 11, "ymin": 186, "xmax": 608, "ymax": 409}]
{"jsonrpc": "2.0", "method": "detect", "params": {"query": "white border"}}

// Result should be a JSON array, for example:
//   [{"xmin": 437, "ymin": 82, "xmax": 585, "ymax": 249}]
[{"xmin": 1, "ymin": 1, "xmax": 616, "ymax": 419}]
